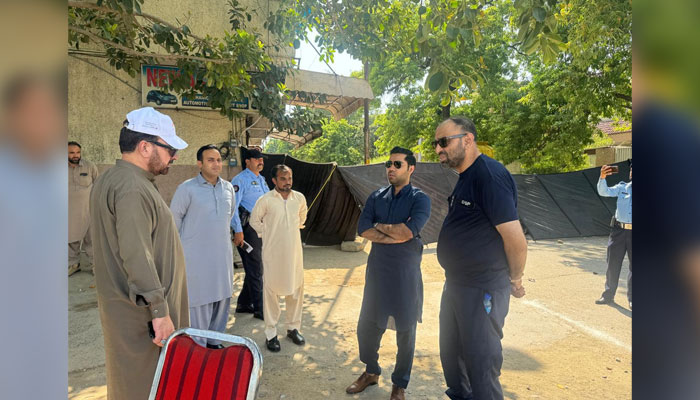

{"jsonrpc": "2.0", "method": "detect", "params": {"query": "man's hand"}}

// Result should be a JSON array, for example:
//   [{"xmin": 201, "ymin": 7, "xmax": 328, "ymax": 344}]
[
  {"xmin": 600, "ymin": 165, "xmax": 613, "ymax": 179},
  {"xmin": 152, "ymin": 315, "xmax": 175, "ymax": 347},
  {"xmin": 233, "ymin": 232, "xmax": 244, "ymax": 247},
  {"xmin": 510, "ymin": 279, "xmax": 526, "ymax": 298}
]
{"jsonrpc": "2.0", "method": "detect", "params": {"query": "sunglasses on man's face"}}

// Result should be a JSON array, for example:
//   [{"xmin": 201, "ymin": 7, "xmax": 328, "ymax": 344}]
[
  {"xmin": 431, "ymin": 133, "xmax": 467, "ymax": 148},
  {"xmin": 385, "ymin": 160, "xmax": 404, "ymax": 169},
  {"xmin": 148, "ymin": 140, "xmax": 178, "ymax": 157}
]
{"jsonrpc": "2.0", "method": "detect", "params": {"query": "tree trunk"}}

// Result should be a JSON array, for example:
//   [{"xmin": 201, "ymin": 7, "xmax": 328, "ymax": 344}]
[{"xmin": 441, "ymin": 103, "xmax": 451, "ymax": 120}]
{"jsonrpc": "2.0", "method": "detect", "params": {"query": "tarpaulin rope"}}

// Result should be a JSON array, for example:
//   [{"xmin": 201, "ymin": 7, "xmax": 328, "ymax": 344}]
[{"xmin": 307, "ymin": 163, "xmax": 337, "ymax": 212}]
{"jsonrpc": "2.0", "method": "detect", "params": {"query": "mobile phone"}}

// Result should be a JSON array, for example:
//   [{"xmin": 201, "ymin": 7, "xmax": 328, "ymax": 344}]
[
  {"xmin": 147, "ymin": 321, "xmax": 156, "ymax": 339},
  {"xmin": 609, "ymin": 165, "xmax": 619, "ymax": 173}
]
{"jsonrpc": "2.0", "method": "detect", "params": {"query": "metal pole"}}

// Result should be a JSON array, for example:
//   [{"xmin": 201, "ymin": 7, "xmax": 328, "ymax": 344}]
[{"xmin": 364, "ymin": 61, "xmax": 370, "ymax": 165}]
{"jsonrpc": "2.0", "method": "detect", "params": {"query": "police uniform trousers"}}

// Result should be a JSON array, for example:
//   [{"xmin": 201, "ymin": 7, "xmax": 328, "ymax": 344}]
[
  {"xmin": 68, "ymin": 224, "xmax": 93, "ymax": 269},
  {"xmin": 236, "ymin": 223, "xmax": 264, "ymax": 312},
  {"xmin": 601, "ymin": 225, "xmax": 632, "ymax": 302},
  {"xmin": 440, "ymin": 282, "xmax": 510, "ymax": 400},
  {"xmin": 263, "ymin": 283, "xmax": 303, "ymax": 340},
  {"xmin": 189, "ymin": 297, "xmax": 231, "ymax": 347}
]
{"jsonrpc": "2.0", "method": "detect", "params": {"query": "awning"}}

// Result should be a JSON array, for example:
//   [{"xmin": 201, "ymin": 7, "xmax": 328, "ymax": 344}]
[
  {"xmin": 284, "ymin": 69, "xmax": 374, "ymax": 121},
  {"xmin": 244, "ymin": 69, "xmax": 373, "ymax": 147},
  {"xmin": 243, "ymin": 115, "xmax": 322, "ymax": 148}
]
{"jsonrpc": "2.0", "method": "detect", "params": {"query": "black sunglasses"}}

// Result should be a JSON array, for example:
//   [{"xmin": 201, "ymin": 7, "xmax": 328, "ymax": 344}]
[
  {"xmin": 432, "ymin": 133, "xmax": 466, "ymax": 148},
  {"xmin": 384, "ymin": 160, "xmax": 403, "ymax": 169},
  {"xmin": 148, "ymin": 140, "xmax": 178, "ymax": 157}
]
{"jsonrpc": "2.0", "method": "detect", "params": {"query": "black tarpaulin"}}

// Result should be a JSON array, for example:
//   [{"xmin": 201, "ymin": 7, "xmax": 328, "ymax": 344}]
[
  {"xmin": 337, "ymin": 162, "xmax": 459, "ymax": 244},
  {"xmin": 255, "ymin": 150, "xmax": 630, "ymax": 244},
  {"xmin": 513, "ymin": 174, "xmax": 580, "ymax": 239},
  {"xmin": 258, "ymin": 154, "xmax": 360, "ymax": 246},
  {"xmin": 535, "ymin": 172, "xmax": 612, "ymax": 236}
]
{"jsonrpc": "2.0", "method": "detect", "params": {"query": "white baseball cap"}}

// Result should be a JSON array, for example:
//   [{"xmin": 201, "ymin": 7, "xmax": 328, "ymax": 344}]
[{"xmin": 125, "ymin": 107, "xmax": 188, "ymax": 149}]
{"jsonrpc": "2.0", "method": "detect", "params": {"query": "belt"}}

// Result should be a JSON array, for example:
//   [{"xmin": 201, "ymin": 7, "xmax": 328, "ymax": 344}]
[{"xmin": 616, "ymin": 221, "xmax": 632, "ymax": 230}]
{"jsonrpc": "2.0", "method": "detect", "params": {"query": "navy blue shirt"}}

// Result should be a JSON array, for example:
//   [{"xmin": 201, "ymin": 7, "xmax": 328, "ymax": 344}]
[
  {"xmin": 357, "ymin": 184, "xmax": 431, "ymax": 238},
  {"xmin": 356, "ymin": 183, "xmax": 431, "ymax": 330},
  {"xmin": 437, "ymin": 154, "xmax": 518, "ymax": 289}
]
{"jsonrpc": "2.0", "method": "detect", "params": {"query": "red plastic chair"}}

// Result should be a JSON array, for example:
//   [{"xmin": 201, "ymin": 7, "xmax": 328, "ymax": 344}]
[{"xmin": 148, "ymin": 328, "xmax": 263, "ymax": 400}]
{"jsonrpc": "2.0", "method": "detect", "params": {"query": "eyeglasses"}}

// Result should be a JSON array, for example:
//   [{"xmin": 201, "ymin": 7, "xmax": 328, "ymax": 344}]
[
  {"xmin": 432, "ymin": 133, "xmax": 466, "ymax": 148},
  {"xmin": 148, "ymin": 140, "xmax": 178, "ymax": 157},
  {"xmin": 385, "ymin": 160, "xmax": 403, "ymax": 169}
]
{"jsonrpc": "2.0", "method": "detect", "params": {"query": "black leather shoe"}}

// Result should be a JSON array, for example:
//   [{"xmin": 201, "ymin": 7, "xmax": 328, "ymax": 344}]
[
  {"xmin": 235, "ymin": 305, "xmax": 254, "ymax": 314},
  {"xmin": 253, "ymin": 311, "xmax": 264, "ymax": 320},
  {"xmin": 206, "ymin": 343, "xmax": 225, "ymax": 349},
  {"xmin": 286, "ymin": 329, "xmax": 305, "ymax": 345},
  {"xmin": 595, "ymin": 296, "xmax": 612, "ymax": 305},
  {"xmin": 266, "ymin": 336, "xmax": 281, "ymax": 352}
]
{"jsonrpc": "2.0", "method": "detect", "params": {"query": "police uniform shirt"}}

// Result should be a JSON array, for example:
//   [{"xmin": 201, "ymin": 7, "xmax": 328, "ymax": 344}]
[
  {"xmin": 597, "ymin": 179, "xmax": 632, "ymax": 224},
  {"xmin": 437, "ymin": 154, "xmax": 519, "ymax": 290},
  {"xmin": 230, "ymin": 168, "xmax": 269, "ymax": 233}
]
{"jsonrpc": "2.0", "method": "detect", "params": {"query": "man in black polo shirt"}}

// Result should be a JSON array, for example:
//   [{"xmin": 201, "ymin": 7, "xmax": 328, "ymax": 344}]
[{"xmin": 434, "ymin": 117, "xmax": 527, "ymax": 400}]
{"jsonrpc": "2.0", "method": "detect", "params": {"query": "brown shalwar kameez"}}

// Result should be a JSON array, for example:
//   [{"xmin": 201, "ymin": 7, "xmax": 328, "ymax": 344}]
[{"xmin": 89, "ymin": 159, "xmax": 189, "ymax": 400}]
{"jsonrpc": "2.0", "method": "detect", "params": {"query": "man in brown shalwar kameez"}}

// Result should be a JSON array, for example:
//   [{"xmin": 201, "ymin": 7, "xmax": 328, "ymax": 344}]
[{"xmin": 89, "ymin": 107, "xmax": 190, "ymax": 399}]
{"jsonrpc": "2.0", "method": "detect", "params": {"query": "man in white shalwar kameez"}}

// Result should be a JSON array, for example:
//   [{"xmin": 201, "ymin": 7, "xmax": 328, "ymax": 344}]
[{"xmin": 250, "ymin": 164, "xmax": 308, "ymax": 352}]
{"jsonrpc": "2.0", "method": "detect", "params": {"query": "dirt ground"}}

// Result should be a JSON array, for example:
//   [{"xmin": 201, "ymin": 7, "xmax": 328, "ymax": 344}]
[{"xmin": 68, "ymin": 236, "xmax": 631, "ymax": 399}]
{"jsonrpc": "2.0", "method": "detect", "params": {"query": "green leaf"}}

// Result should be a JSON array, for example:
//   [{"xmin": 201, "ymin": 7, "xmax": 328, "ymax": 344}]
[
  {"xmin": 293, "ymin": 39, "xmax": 300, "ymax": 49},
  {"xmin": 440, "ymin": 93, "xmax": 451, "ymax": 107},
  {"xmin": 533, "ymin": 7, "xmax": 546, "ymax": 23},
  {"xmin": 427, "ymin": 70, "xmax": 445, "ymax": 92},
  {"xmin": 446, "ymin": 26, "xmax": 457, "ymax": 40},
  {"xmin": 522, "ymin": 30, "xmax": 540, "ymax": 54}
]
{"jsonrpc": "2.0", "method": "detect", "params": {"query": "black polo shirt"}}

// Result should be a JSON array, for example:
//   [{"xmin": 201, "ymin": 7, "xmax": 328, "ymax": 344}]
[{"xmin": 437, "ymin": 154, "xmax": 518, "ymax": 289}]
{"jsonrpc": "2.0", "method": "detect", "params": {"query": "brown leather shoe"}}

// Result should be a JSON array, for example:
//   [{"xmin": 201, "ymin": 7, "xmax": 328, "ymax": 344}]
[
  {"xmin": 390, "ymin": 384, "xmax": 405, "ymax": 400},
  {"xmin": 346, "ymin": 371, "xmax": 379, "ymax": 394}
]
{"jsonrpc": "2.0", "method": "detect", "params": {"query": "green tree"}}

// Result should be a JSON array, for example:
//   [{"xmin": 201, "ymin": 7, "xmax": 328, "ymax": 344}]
[
  {"xmin": 264, "ymin": 138, "xmax": 295, "ymax": 154},
  {"xmin": 291, "ymin": 119, "xmax": 365, "ymax": 165},
  {"xmin": 369, "ymin": 0, "xmax": 630, "ymax": 173}
]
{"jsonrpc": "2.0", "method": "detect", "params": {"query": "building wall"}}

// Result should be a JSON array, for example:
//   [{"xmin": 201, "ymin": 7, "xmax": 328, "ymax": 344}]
[
  {"xmin": 69, "ymin": 0, "xmax": 290, "ymax": 198},
  {"xmin": 609, "ymin": 131, "xmax": 632, "ymax": 146}
]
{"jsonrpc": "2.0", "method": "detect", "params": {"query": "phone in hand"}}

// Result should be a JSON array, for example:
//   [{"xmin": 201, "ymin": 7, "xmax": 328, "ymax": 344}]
[{"xmin": 609, "ymin": 165, "xmax": 619, "ymax": 173}]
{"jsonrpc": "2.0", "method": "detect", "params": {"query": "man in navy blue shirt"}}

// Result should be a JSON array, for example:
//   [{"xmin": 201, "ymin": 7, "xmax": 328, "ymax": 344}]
[
  {"xmin": 595, "ymin": 162, "xmax": 632, "ymax": 309},
  {"xmin": 434, "ymin": 117, "xmax": 527, "ymax": 400},
  {"xmin": 346, "ymin": 147, "xmax": 431, "ymax": 400}
]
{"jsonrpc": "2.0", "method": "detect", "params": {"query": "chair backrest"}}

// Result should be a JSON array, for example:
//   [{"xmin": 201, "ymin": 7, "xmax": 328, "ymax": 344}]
[{"xmin": 151, "ymin": 328, "xmax": 262, "ymax": 400}]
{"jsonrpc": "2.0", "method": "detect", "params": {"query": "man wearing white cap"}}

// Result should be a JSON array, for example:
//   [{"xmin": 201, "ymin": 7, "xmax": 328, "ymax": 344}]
[{"xmin": 89, "ymin": 107, "xmax": 190, "ymax": 400}]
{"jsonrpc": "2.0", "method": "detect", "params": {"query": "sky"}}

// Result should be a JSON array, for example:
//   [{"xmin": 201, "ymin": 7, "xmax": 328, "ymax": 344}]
[
  {"xmin": 295, "ymin": 32, "xmax": 362, "ymax": 77},
  {"xmin": 295, "ymin": 31, "xmax": 395, "ymax": 109}
]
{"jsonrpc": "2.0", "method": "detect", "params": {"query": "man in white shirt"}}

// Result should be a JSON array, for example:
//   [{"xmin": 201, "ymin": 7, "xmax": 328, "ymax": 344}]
[{"xmin": 250, "ymin": 164, "xmax": 308, "ymax": 352}]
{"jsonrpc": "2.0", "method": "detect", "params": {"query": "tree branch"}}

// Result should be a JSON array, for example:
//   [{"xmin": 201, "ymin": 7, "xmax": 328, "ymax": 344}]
[
  {"xmin": 613, "ymin": 92, "xmax": 632, "ymax": 103},
  {"xmin": 69, "ymin": 26, "xmax": 230, "ymax": 64},
  {"xmin": 68, "ymin": 1, "xmax": 207, "ymax": 43},
  {"xmin": 508, "ymin": 44, "xmax": 528, "ymax": 57}
]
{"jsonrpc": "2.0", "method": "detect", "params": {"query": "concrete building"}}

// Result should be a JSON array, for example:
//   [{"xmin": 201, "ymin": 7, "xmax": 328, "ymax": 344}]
[
  {"xmin": 68, "ymin": 0, "xmax": 372, "ymax": 202},
  {"xmin": 585, "ymin": 119, "xmax": 632, "ymax": 167}
]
